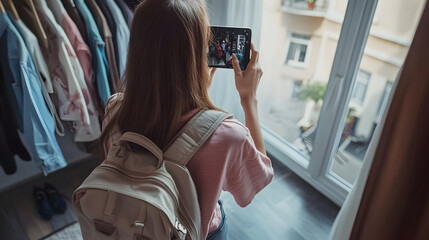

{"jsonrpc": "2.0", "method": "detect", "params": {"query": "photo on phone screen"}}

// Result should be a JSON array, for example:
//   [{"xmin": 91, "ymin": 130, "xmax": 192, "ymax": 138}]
[{"xmin": 207, "ymin": 26, "xmax": 252, "ymax": 70}]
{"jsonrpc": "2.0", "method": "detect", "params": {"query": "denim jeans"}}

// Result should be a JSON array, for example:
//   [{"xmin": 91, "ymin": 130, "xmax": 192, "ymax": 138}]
[{"xmin": 206, "ymin": 200, "xmax": 228, "ymax": 240}]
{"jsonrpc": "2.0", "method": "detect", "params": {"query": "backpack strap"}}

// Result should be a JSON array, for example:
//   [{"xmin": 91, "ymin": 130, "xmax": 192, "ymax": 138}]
[{"xmin": 164, "ymin": 110, "xmax": 233, "ymax": 166}]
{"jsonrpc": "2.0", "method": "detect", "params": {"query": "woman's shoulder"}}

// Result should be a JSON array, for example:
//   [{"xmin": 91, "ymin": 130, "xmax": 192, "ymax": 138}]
[{"xmin": 213, "ymin": 118, "xmax": 251, "ymax": 145}]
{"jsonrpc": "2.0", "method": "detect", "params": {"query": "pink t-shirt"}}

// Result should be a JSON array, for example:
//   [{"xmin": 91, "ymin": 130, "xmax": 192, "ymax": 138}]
[{"xmin": 103, "ymin": 94, "xmax": 274, "ymax": 238}]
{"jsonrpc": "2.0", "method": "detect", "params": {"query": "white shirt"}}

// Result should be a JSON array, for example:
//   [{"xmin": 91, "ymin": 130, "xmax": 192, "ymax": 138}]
[
  {"xmin": 34, "ymin": 0, "xmax": 101, "ymax": 142},
  {"xmin": 47, "ymin": 0, "xmax": 101, "ymax": 142}
]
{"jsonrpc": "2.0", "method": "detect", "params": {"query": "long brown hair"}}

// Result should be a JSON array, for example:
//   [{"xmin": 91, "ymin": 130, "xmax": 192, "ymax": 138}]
[{"xmin": 100, "ymin": 0, "xmax": 218, "ymax": 151}]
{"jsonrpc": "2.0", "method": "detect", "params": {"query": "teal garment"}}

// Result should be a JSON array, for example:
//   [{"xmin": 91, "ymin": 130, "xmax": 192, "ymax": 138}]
[
  {"xmin": 104, "ymin": 0, "xmax": 130, "ymax": 77},
  {"xmin": 74, "ymin": 0, "xmax": 111, "ymax": 106},
  {"xmin": 0, "ymin": 12, "xmax": 66, "ymax": 175}
]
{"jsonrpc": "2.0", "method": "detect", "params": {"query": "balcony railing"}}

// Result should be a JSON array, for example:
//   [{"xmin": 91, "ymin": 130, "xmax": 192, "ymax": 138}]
[{"xmin": 281, "ymin": 0, "xmax": 328, "ymax": 17}]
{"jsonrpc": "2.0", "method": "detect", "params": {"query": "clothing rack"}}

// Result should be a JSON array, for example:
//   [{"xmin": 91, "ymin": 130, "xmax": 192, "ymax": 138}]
[{"xmin": 0, "ymin": 0, "xmax": 133, "ymax": 190}]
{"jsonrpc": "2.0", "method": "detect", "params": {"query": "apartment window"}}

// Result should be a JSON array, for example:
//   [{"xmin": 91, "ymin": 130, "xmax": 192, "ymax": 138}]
[
  {"xmin": 285, "ymin": 33, "xmax": 311, "ymax": 67},
  {"xmin": 291, "ymin": 81, "xmax": 302, "ymax": 98},
  {"xmin": 351, "ymin": 70, "xmax": 370, "ymax": 104}
]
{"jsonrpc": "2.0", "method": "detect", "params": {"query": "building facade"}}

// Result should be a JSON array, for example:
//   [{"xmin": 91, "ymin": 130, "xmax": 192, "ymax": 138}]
[{"xmin": 258, "ymin": 0, "xmax": 424, "ymax": 184}]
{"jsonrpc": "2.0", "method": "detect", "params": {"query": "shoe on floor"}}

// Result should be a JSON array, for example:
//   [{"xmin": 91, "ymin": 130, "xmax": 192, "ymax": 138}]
[
  {"xmin": 44, "ymin": 182, "xmax": 67, "ymax": 214},
  {"xmin": 33, "ymin": 186, "xmax": 55, "ymax": 221}
]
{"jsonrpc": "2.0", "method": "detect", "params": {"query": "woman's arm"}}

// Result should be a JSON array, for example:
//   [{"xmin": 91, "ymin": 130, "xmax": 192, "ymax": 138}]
[{"xmin": 232, "ymin": 43, "xmax": 266, "ymax": 155}]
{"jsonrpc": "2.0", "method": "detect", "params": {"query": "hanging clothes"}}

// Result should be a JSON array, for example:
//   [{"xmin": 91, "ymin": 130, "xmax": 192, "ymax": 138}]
[
  {"xmin": 74, "ymin": 0, "xmax": 111, "ymax": 106},
  {"xmin": 0, "ymin": 62, "xmax": 31, "ymax": 175},
  {"xmin": 14, "ymin": 0, "xmax": 49, "ymax": 52},
  {"xmin": 60, "ymin": 0, "xmax": 89, "ymax": 45},
  {"xmin": 11, "ymin": 16, "xmax": 65, "ymax": 136},
  {"xmin": 47, "ymin": 0, "xmax": 102, "ymax": 141},
  {"xmin": 34, "ymin": 0, "xmax": 101, "ymax": 142},
  {"xmin": 96, "ymin": 0, "xmax": 129, "ymax": 77},
  {"xmin": 0, "ymin": 111, "xmax": 17, "ymax": 175},
  {"xmin": 122, "ymin": 0, "xmax": 141, "ymax": 11},
  {"xmin": 0, "ymin": 97, "xmax": 31, "ymax": 162},
  {"xmin": 12, "ymin": 18, "xmax": 53, "ymax": 94},
  {"xmin": 0, "ymin": 12, "xmax": 66, "ymax": 174},
  {"xmin": 86, "ymin": 0, "xmax": 121, "ymax": 93},
  {"xmin": 114, "ymin": 0, "xmax": 133, "ymax": 28}
]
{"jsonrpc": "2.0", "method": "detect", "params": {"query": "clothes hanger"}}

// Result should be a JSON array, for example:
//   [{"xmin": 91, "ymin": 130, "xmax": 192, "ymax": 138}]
[
  {"xmin": 0, "ymin": 1, "xmax": 5, "ymax": 14},
  {"xmin": 28, "ymin": 0, "xmax": 49, "ymax": 50},
  {"xmin": 4, "ymin": 0, "xmax": 20, "ymax": 19}
]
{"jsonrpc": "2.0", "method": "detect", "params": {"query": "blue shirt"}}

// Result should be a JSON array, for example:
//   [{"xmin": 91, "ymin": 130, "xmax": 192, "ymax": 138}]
[
  {"xmin": 74, "ymin": 0, "xmax": 111, "ymax": 106},
  {"xmin": 0, "ymin": 12, "xmax": 66, "ymax": 175},
  {"xmin": 104, "ymin": 0, "xmax": 130, "ymax": 76}
]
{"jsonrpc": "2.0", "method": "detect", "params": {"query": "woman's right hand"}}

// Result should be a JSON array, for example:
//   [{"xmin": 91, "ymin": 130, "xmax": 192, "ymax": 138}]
[{"xmin": 232, "ymin": 43, "xmax": 263, "ymax": 103}]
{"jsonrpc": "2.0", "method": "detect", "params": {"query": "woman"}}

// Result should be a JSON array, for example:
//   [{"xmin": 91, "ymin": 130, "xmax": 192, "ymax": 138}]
[
  {"xmin": 100, "ymin": 0, "xmax": 273, "ymax": 239},
  {"xmin": 225, "ymin": 46, "xmax": 233, "ymax": 67}
]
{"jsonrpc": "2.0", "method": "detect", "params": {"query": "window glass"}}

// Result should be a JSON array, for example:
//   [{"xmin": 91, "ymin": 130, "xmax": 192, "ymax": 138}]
[
  {"xmin": 329, "ymin": 0, "xmax": 425, "ymax": 186},
  {"xmin": 286, "ymin": 41, "xmax": 309, "ymax": 64},
  {"xmin": 259, "ymin": 0, "xmax": 347, "ymax": 160}
]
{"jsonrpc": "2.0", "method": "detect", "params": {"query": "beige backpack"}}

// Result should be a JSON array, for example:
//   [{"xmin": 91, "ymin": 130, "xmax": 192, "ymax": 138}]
[{"xmin": 72, "ymin": 110, "xmax": 232, "ymax": 240}]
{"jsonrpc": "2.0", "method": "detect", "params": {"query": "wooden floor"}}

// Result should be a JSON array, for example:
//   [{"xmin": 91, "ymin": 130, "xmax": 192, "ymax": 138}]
[
  {"xmin": 0, "ymin": 156, "xmax": 339, "ymax": 240},
  {"xmin": 222, "ymin": 157, "xmax": 340, "ymax": 240}
]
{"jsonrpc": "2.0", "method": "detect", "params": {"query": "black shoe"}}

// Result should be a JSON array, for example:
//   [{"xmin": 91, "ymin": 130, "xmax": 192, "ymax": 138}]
[
  {"xmin": 33, "ymin": 186, "xmax": 55, "ymax": 220},
  {"xmin": 44, "ymin": 183, "xmax": 67, "ymax": 214}
]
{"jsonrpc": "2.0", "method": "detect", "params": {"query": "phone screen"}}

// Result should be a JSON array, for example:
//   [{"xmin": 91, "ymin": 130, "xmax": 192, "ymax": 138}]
[{"xmin": 207, "ymin": 26, "xmax": 252, "ymax": 70}]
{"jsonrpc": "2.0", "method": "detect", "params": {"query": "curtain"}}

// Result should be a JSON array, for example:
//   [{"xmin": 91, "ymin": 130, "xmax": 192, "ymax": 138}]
[{"xmin": 330, "ymin": 2, "xmax": 429, "ymax": 239}]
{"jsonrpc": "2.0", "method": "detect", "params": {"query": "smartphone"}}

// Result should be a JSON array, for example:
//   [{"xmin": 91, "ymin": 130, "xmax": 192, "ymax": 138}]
[{"xmin": 207, "ymin": 26, "xmax": 252, "ymax": 70}]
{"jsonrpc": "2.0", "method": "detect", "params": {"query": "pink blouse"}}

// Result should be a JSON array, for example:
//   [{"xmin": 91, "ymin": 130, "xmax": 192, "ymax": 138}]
[{"xmin": 103, "ymin": 94, "xmax": 274, "ymax": 238}]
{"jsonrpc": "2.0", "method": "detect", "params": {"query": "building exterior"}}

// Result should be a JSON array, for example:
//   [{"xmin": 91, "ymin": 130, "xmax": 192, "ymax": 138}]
[{"xmin": 258, "ymin": 0, "xmax": 424, "ymax": 184}]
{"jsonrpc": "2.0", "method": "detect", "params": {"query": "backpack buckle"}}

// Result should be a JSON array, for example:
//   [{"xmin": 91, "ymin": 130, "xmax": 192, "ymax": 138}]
[
  {"xmin": 132, "ymin": 221, "xmax": 145, "ymax": 235},
  {"xmin": 174, "ymin": 219, "xmax": 187, "ymax": 234}
]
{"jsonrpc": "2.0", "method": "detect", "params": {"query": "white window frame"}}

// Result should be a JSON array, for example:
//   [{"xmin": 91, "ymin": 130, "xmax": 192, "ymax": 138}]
[
  {"xmin": 264, "ymin": 0, "xmax": 379, "ymax": 206},
  {"xmin": 285, "ymin": 32, "xmax": 312, "ymax": 68}
]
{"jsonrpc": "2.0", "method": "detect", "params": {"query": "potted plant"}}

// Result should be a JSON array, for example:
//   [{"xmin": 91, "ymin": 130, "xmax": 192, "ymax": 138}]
[
  {"xmin": 307, "ymin": 0, "xmax": 316, "ymax": 10},
  {"xmin": 297, "ymin": 82, "xmax": 326, "ymax": 104},
  {"xmin": 343, "ymin": 107, "xmax": 357, "ymax": 138}
]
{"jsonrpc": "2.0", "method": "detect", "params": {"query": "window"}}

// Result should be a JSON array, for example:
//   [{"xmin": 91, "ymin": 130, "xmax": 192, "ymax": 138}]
[
  {"xmin": 258, "ymin": 0, "xmax": 423, "ymax": 204},
  {"xmin": 351, "ymin": 70, "xmax": 370, "ymax": 104},
  {"xmin": 291, "ymin": 81, "xmax": 302, "ymax": 98},
  {"xmin": 285, "ymin": 33, "xmax": 311, "ymax": 67},
  {"xmin": 206, "ymin": 0, "xmax": 424, "ymax": 205}
]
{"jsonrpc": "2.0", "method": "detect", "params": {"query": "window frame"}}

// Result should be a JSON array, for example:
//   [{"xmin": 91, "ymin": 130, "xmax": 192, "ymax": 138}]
[{"xmin": 264, "ymin": 0, "xmax": 379, "ymax": 206}]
